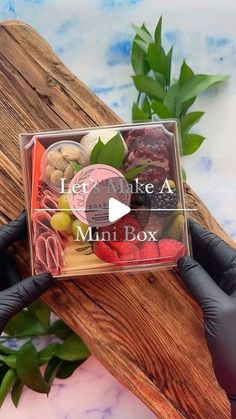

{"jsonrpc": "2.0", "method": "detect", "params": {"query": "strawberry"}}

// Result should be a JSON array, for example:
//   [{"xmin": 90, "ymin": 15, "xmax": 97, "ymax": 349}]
[
  {"xmin": 94, "ymin": 241, "xmax": 120, "ymax": 264},
  {"xmin": 139, "ymin": 242, "xmax": 159, "ymax": 264},
  {"xmin": 109, "ymin": 241, "xmax": 137, "ymax": 256},
  {"xmin": 119, "ymin": 247, "xmax": 140, "ymax": 264},
  {"xmin": 94, "ymin": 240, "xmax": 141, "ymax": 265},
  {"xmin": 99, "ymin": 214, "xmax": 142, "ymax": 244},
  {"xmin": 158, "ymin": 239, "xmax": 186, "ymax": 262}
]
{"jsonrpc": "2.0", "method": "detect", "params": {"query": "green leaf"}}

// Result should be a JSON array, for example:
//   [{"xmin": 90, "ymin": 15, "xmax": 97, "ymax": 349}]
[
  {"xmin": 90, "ymin": 138, "xmax": 104, "ymax": 164},
  {"xmin": 0, "ymin": 344, "xmax": 17, "ymax": 355},
  {"xmin": 151, "ymin": 100, "xmax": 172, "ymax": 118},
  {"xmin": 4, "ymin": 311, "xmax": 47, "ymax": 337},
  {"xmin": 39, "ymin": 344, "xmax": 60, "ymax": 366},
  {"xmin": 0, "ymin": 369, "xmax": 17, "ymax": 407},
  {"xmin": 179, "ymin": 74, "xmax": 229, "ymax": 104},
  {"xmin": 56, "ymin": 333, "xmax": 90, "ymax": 362},
  {"xmin": 147, "ymin": 43, "xmax": 166, "ymax": 77},
  {"xmin": 131, "ymin": 24, "xmax": 151, "ymax": 74},
  {"xmin": 44, "ymin": 358, "xmax": 62, "ymax": 386},
  {"xmin": 96, "ymin": 133, "xmax": 125, "ymax": 169},
  {"xmin": 125, "ymin": 164, "xmax": 149, "ymax": 180},
  {"xmin": 134, "ymin": 39, "xmax": 148, "ymax": 54},
  {"xmin": 70, "ymin": 161, "xmax": 83, "ymax": 172},
  {"xmin": 165, "ymin": 46, "xmax": 173, "ymax": 86},
  {"xmin": 154, "ymin": 72, "xmax": 167, "ymax": 88},
  {"xmin": 132, "ymin": 40, "xmax": 149, "ymax": 74},
  {"xmin": 56, "ymin": 360, "xmax": 83, "ymax": 379},
  {"xmin": 163, "ymin": 83, "xmax": 179, "ymax": 115},
  {"xmin": 182, "ymin": 167, "xmax": 187, "ymax": 181},
  {"xmin": 0, "ymin": 355, "xmax": 16, "ymax": 369},
  {"xmin": 11, "ymin": 379, "xmax": 24, "ymax": 408},
  {"xmin": 179, "ymin": 60, "xmax": 194, "ymax": 86},
  {"xmin": 132, "ymin": 103, "xmax": 149, "ymax": 122},
  {"xmin": 132, "ymin": 75, "xmax": 165, "ymax": 100},
  {"xmin": 48, "ymin": 320, "xmax": 71, "ymax": 340},
  {"xmin": 154, "ymin": 15, "xmax": 162, "ymax": 46},
  {"xmin": 179, "ymin": 97, "xmax": 196, "ymax": 117},
  {"xmin": 28, "ymin": 299, "xmax": 51, "ymax": 330},
  {"xmin": 182, "ymin": 133, "xmax": 205, "ymax": 155},
  {"xmin": 16, "ymin": 343, "xmax": 50, "ymax": 393},
  {"xmin": 141, "ymin": 96, "xmax": 151, "ymax": 115},
  {"xmin": 131, "ymin": 23, "xmax": 153, "ymax": 44},
  {"xmin": 180, "ymin": 111, "xmax": 204, "ymax": 134}
]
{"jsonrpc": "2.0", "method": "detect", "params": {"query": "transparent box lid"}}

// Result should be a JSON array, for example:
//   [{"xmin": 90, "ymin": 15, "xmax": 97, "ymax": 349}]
[{"xmin": 20, "ymin": 121, "xmax": 191, "ymax": 279}]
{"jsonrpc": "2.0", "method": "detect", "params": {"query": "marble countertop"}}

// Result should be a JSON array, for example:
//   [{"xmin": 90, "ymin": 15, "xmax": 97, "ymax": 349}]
[{"xmin": 1, "ymin": 0, "xmax": 236, "ymax": 417}]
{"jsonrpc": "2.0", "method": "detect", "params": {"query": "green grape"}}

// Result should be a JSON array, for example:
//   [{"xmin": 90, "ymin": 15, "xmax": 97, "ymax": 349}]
[
  {"xmin": 58, "ymin": 194, "xmax": 73, "ymax": 215},
  {"xmin": 72, "ymin": 219, "xmax": 88, "ymax": 240},
  {"xmin": 51, "ymin": 212, "xmax": 72, "ymax": 232}
]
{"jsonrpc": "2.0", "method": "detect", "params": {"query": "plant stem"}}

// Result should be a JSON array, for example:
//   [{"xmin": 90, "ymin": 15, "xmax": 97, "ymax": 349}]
[{"xmin": 137, "ymin": 92, "xmax": 141, "ymax": 106}]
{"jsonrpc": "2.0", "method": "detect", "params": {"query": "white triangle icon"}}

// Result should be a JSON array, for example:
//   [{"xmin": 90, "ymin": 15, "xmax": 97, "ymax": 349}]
[{"xmin": 109, "ymin": 198, "xmax": 130, "ymax": 223}]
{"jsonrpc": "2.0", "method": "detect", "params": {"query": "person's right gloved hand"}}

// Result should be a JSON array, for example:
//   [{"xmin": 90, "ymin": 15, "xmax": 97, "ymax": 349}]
[{"xmin": 178, "ymin": 220, "xmax": 236, "ymax": 418}]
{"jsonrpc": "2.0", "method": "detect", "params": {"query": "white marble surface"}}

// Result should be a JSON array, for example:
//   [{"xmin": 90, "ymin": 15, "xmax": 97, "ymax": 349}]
[
  {"xmin": 0, "ymin": 0, "xmax": 236, "ymax": 417},
  {"xmin": 0, "ymin": 356, "xmax": 156, "ymax": 419}
]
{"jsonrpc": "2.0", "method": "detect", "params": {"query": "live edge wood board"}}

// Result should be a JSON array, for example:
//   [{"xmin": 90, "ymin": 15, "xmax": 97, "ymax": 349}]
[{"xmin": 0, "ymin": 21, "xmax": 235, "ymax": 419}]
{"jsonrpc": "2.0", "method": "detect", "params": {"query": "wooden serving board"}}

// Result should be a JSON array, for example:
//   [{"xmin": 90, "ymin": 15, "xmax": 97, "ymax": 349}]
[{"xmin": 0, "ymin": 21, "xmax": 235, "ymax": 418}]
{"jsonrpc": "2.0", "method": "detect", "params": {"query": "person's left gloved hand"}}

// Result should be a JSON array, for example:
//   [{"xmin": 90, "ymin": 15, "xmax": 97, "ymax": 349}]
[{"xmin": 0, "ymin": 211, "xmax": 53, "ymax": 332}]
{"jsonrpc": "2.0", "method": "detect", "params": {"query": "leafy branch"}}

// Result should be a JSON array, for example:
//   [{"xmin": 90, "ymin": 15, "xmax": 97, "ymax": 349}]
[
  {"xmin": 0, "ymin": 300, "xmax": 90, "ymax": 408},
  {"xmin": 131, "ymin": 17, "xmax": 229, "ymax": 158},
  {"xmin": 90, "ymin": 133, "xmax": 146, "ymax": 178}
]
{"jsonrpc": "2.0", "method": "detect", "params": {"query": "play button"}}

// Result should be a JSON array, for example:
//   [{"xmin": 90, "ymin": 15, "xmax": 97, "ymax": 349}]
[
  {"xmin": 109, "ymin": 198, "xmax": 130, "ymax": 223},
  {"xmin": 68, "ymin": 164, "xmax": 131, "ymax": 227}
]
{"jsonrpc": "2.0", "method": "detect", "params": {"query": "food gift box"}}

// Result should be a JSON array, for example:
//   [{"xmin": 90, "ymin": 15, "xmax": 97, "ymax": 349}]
[{"xmin": 20, "ymin": 121, "xmax": 191, "ymax": 279}]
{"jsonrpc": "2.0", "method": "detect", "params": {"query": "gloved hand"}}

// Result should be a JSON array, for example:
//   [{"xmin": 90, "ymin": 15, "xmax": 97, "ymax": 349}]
[
  {"xmin": 0, "ymin": 211, "xmax": 53, "ymax": 332},
  {"xmin": 178, "ymin": 220, "xmax": 236, "ymax": 418}
]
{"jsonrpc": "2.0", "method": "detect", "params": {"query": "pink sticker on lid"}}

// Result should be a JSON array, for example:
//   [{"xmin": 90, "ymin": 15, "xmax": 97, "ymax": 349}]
[{"xmin": 67, "ymin": 164, "xmax": 131, "ymax": 227}]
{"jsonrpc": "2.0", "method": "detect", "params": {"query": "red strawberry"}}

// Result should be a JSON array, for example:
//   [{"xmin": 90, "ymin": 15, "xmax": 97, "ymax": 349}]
[
  {"xmin": 119, "ymin": 247, "xmax": 140, "ymax": 264},
  {"xmin": 109, "ymin": 241, "xmax": 137, "ymax": 256},
  {"xmin": 94, "ymin": 240, "xmax": 140, "ymax": 265},
  {"xmin": 139, "ymin": 242, "xmax": 159, "ymax": 264},
  {"xmin": 158, "ymin": 239, "xmax": 186, "ymax": 262},
  {"xmin": 99, "ymin": 214, "xmax": 142, "ymax": 244},
  {"xmin": 94, "ymin": 241, "xmax": 120, "ymax": 264}
]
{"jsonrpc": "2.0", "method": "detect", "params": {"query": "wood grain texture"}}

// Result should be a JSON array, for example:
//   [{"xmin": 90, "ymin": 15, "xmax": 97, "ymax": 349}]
[{"xmin": 0, "ymin": 21, "xmax": 233, "ymax": 418}]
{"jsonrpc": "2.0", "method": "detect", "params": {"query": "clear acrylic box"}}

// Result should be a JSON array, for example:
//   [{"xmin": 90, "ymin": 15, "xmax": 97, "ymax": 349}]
[{"xmin": 20, "ymin": 121, "xmax": 191, "ymax": 279}]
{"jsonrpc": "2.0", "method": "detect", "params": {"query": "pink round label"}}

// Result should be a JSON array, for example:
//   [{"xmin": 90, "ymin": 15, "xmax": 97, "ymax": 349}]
[{"xmin": 67, "ymin": 164, "xmax": 131, "ymax": 227}]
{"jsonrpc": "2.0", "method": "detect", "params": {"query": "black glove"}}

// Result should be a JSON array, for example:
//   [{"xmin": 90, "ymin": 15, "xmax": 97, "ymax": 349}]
[
  {"xmin": 178, "ymin": 220, "xmax": 236, "ymax": 418},
  {"xmin": 0, "ymin": 212, "xmax": 53, "ymax": 332}
]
